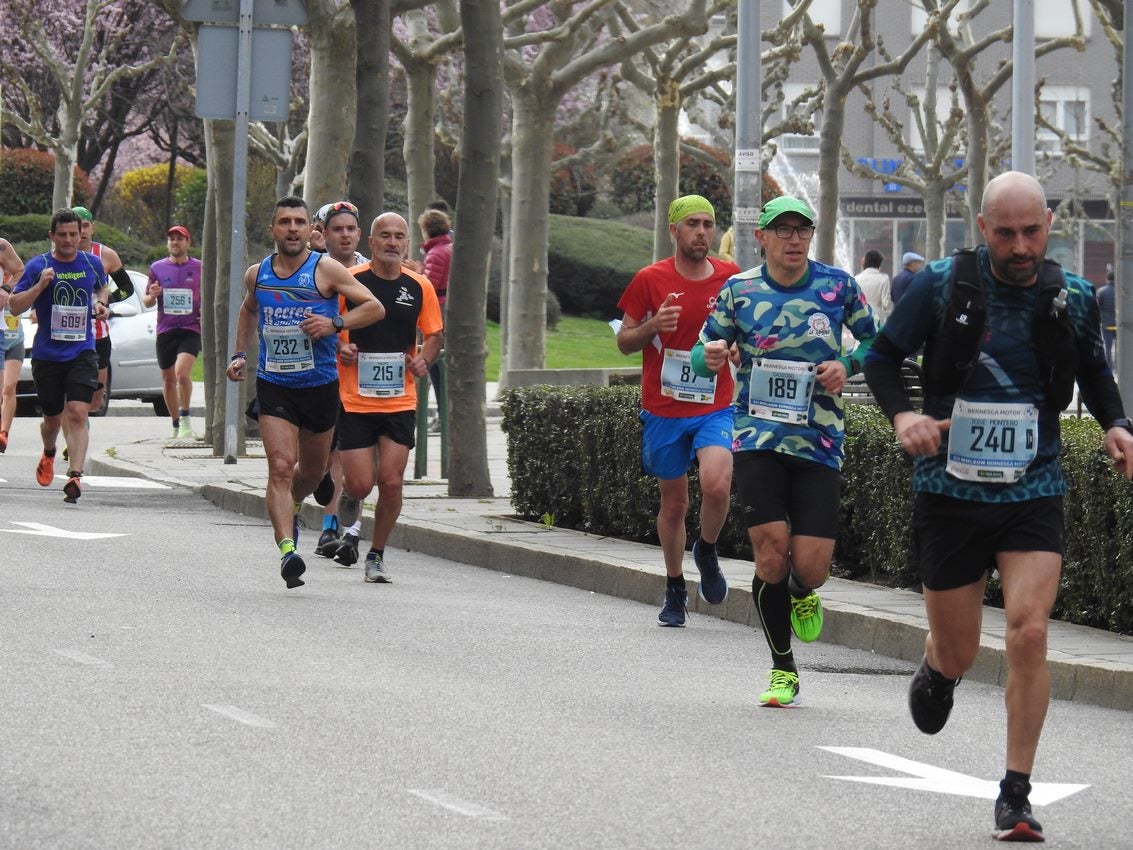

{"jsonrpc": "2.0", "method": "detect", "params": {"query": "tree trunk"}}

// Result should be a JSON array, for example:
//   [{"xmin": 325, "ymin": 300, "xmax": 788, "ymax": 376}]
[
  {"xmin": 349, "ymin": 0, "xmax": 390, "ymax": 226},
  {"xmin": 923, "ymin": 179, "xmax": 947, "ymax": 259},
  {"xmin": 496, "ymin": 170, "xmax": 511, "ymax": 390},
  {"xmin": 815, "ymin": 78, "xmax": 850, "ymax": 266},
  {"xmin": 304, "ymin": 9, "xmax": 356, "ymax": 206},
  {"xmin": 206, "ymin": 118, "xmax": 242, "ymax": 457},
  {"xmin": 447, "ymin": 0, "xmax": 502, "ymax": 498},
  {"xmin": 402, "ymin": 51, "xmax": 438, "ymax": 259},
  {"xmin": 652, "ymin": 84, "xmax": 681, "ymax": 262},
  {"xmin": 505, "ymin": 92, "xmax": 554, "ymax": 371}
]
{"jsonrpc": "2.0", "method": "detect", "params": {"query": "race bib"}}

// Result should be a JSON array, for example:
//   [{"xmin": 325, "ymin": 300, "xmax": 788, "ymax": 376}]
[
  {"xmin": 162, "ymin": 288, "xmax": 193, "ymax": 315},
  {"xmin": 262, "ymin": 323, "xmax": 313, "ymax": 373},
  {"xmin": 50, "ymin": 303, "xmax": 87, "ymax": 342},
  {"xmin": 357, "ymin": 351, "xmax": 406, "ymax": 397},
  {"xmin": 660, "ymin": 348, "xmax": 717, "ymax": 404},
  {"xmin": 748, "ymin": 358, "xmax": 816, "ymax": 424},
  {"xmin": 946, "ymin": 399, "xmax": 1038, "ymax": 482}
]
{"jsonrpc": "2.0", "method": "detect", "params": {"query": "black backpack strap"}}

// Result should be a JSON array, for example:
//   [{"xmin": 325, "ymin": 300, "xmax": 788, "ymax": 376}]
[
  {"xmin": 1032, "ymin": 258, "xmax": 1076, "ymax": 410},
  {"xmin": 922, "ymin": 248, "xmax": 986, "ymax": 396}
]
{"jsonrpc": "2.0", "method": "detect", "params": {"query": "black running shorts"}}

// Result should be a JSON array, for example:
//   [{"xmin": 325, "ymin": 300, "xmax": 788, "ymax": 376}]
[
  {"xmin": 31, "ymin": 350, "xmax": 100, "ymax": 415},
  {"xmin": 156, "ymin": 329, "xmax": 202, "ymax": 370},
  {"xmin": 733, "ymin": 449, "xmax": 841, "ymax": 537},
  {"xmin": 336, "ymin": 409, "xmax": 417, "ymax": 451},
  {"xmin": 254, "ymin": 377, "xmax": 339, "ymax": 434},
  {"xmin": 912, "ymin": 493, "xmax": 1064, "ymax": 591}
]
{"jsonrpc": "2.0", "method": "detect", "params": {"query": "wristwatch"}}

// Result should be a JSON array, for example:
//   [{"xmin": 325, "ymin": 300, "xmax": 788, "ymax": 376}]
[{"xmin": 332, "ymin": 315, "xmax": 345, "ymax": 331}]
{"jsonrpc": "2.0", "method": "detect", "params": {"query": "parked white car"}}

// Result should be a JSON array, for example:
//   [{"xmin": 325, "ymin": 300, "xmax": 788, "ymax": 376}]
[{"xmin": 16, "ymin": 269, "xmax": 167, "ymax": 416}]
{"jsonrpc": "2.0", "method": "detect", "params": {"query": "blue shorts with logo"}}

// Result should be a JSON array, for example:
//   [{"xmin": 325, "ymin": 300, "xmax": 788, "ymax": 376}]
[{"xmin": 640, "ymin": 407, "xmax": 733, "ymax": 480}]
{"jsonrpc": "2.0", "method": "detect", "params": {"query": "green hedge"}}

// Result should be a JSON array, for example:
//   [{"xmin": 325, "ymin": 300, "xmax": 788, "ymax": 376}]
[
  {"xmin": 545, "ymin": 213, "xmax": 653, "ymax": 316},
  {"xmin": 0, "ymin": 213, "xmax": 152, "ymax": 268},
  {"xmin": 502, "ymin": 385, "xmax": 1133, "ymax": 636}
]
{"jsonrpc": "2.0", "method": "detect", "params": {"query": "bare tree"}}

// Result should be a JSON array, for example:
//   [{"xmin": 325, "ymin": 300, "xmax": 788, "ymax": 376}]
[
  {"xmin": 349, "ymin": 0, "xmax": 392, "ymax": 225},
  {"xmin": 447, "ymin": 0, "xmax": 503, "ymax": 497},
  {"xmin": 303, "ymin": 0, "xmax": 357, "ymax": 206}
]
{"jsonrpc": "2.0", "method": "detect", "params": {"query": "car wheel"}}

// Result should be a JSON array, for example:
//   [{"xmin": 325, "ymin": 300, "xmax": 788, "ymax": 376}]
[{"xmin": 152, "ymin": 396, "xmax": 170, "ymax": 416}]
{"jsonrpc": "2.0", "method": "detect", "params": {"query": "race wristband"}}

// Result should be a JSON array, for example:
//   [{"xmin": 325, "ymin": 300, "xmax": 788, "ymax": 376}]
[{"xmin": 231, "ymin": 352, "xmax": 247, "ymax": 361}]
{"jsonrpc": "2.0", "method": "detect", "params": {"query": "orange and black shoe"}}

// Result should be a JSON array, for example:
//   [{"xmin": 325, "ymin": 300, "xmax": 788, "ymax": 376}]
[
  {"xmin": 35, "ymin": 450, "xmax": 56, "ymax": 487},
  {"xmin": 63, "ymin": 471, "xmax": 82, "ymax": 504},
  {"xmin": 0, "ymin": 430, "xmax": 8, "ymax": 453}
]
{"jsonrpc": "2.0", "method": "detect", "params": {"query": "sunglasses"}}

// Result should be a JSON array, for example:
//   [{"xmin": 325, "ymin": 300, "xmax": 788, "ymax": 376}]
[{"xmin": 316, "ymin": 201, "xmax": 359, "ymax": 222}]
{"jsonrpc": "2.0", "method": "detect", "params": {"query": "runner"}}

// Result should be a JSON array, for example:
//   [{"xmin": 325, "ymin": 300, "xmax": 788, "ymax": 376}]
[
  {"xmin": 72, "ymin": 206, "xmax": 134, "ymax": 415},
  {"xmin": 143, "ymin": 225, "xmax": 202, "ymax": 440},
  {"xmin": 226, "ymin": 196, "xmax": 384, "ymax": 588},
  {"xmin": 0, "ymin": 237, "xmax": 27, "ymax": 452},
  {"xmin": 332, "ymin": 212, "xmax": 444, "ymax": 581},
  {"xmin": 692, "ymin": 196, "xmax": 879, "ymax": 706},
  {"xmin": 616, "ymin": 194, "xmax": 739, "ymax": 626},
  {"xmin": 8, "ymin": 209, "xmax": 109, "ymax": 502}
]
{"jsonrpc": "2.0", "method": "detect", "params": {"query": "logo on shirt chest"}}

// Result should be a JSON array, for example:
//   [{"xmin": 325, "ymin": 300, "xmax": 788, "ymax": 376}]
[
  {"xmin": 807, "ymin": 314, "xmax": 832, "ymax": 337},
  {"xmin": 395, "ymin": 287, "xmax": 416, "ymax": 307}
]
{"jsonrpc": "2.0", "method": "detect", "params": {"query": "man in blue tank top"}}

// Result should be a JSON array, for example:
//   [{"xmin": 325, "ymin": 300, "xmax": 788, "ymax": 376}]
[{"xmin": 226, "ymin": 196, "xmax": 385, "ymax": 589}]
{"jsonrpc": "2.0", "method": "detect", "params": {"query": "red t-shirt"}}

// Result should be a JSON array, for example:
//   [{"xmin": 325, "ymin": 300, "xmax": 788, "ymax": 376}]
[{"xmin": 618, "ymin": 256, "xmax": 739, "ymax": 417}]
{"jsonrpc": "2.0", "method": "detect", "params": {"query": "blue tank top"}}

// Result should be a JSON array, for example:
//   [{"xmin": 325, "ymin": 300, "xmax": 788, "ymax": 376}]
[{"xmin": 254, "ymin": 251, "xmax": 339, "ymax": 388}]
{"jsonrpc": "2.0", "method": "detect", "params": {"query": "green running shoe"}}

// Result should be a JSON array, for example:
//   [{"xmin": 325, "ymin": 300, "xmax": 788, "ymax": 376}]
[
  {"xmin": 790, "ymin": 591, "xmax": 824, "ymax": 642},
  {"xmin": 759, "ymin": 669, "xmax": 800, "ymax": 707}
]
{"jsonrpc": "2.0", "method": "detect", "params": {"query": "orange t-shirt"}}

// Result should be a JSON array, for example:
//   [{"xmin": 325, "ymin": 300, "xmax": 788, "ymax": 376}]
[{"xmin": 337, "ymin": 264, "xmax": 443, "ymax": 414}]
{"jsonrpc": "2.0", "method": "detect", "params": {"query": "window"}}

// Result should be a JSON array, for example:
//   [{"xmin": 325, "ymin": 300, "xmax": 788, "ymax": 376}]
[
  {"xmin": 780, "ymin": 84, "xmax": 821, "ymax": 153},
  {"xmin": 1034, "ymin": 0, "xmax": 1091, "ymax": 38},
  {"xmin": 911, "ymin": 0, "xmax": 969, "ymax": 36},
  {"xmin": 1037, "ymin": 86, "xmax": 1089, "ymax": 153},
  {"xmin": 784, "ymin": 0, "xmax": 840, "ymax": 35}
]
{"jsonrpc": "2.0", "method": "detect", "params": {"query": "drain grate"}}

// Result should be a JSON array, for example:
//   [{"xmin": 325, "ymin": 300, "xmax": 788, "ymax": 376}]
[{"xmin": 806, "ymin": 664, "xmax": 913, "ymax": 676}]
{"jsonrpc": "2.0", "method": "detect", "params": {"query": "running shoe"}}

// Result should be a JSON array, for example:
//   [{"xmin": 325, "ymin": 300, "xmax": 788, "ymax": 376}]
[
  {"xmin": 35, "ymin": 452, "xmax": 55, "ymax": 487},
  {"xmin": 994, "ymin": 790, "xmax": 1044, "ymax": 842},
  {"xmin": 364, "ymin": 552, "xmax": 391, "ymax": 583},
  {"xmin": 313, "ymin": 471, "xmax": 335, "ymax": 506},
  {"xmin": 789, "ymin": 590, "xmax": 824, "ymax": 642},
  {"xmin": 908, "ymin": 655, "xmax": 960, "ymax": 735},
  {"xmin": 692, "ymin": 539, "xmax": 727, "ymax": 605},
  {"xmin": 0, "ymin": 430, "xmax": 8, "ymax": 453},
  {"xmin": 62, "ymin": 473, "xmax": 82, "ymax": 504},
  {"xmin": 334, "ymin": 532, "xmax": 360, "ymax": 566},
  {"xmin": 280, "ymin": 551, "xmax": 306, "ymax": 589},
  {"xmin": 178, "ymin": 418, "xmax": 193, "ymax": 439},
  {"xmin": 315, "ymin": 525, "xmax": 340, "ymax": 557},
  {"xmin": 658, "ymin": 584, "xmax": 687, "ymax": 627},
  {"xmin": 759, "ymin": 668, "xmax": 800, "ymax": 707}
]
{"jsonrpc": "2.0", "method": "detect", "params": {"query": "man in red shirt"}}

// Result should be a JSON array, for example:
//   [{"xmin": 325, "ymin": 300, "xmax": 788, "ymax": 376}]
[{"xmin": 616, "ymin": 195, "xmax": 740, "ymax": 626}]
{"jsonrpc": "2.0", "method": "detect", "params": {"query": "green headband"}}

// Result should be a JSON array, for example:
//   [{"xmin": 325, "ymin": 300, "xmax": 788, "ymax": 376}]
[{"xmin": 668, "ymin": 195, "xmax": 715, "ymax": 224}]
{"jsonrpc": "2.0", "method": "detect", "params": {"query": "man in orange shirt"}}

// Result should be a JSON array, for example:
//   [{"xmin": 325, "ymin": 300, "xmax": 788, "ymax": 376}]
[{"xmin": 333, "ymin": 212, "xmax": 444, "ymax": 580}]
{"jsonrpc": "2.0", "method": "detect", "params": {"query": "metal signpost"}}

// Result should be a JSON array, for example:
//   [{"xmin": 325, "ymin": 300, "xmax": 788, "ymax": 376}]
[{"xmin": 181, "ymin": 0, "xmax": 307, "ymax": 463}]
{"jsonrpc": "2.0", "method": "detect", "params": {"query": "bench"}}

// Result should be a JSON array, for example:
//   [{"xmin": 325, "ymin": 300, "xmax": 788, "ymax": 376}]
[{"xmin": 842, "ymin": 357, "xmax": 924, "ymax": 411}]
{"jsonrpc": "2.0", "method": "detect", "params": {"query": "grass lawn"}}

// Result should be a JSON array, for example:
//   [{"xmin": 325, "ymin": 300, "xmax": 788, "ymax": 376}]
[{"xmin": 191, "ymin": 315, "xmax": 638, "ymax": 383}]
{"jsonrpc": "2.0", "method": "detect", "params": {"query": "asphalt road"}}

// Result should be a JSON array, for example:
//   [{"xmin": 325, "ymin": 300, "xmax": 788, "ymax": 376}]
[{"xmin": 1, "ymin": 441, "xmax": 1131, "ymax": 848}]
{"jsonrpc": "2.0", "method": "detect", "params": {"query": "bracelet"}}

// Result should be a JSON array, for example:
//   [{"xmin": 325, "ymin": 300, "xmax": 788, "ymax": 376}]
[
  {"xmin": 230, "ymin": 352, "xmax": 247, "ymax": 361},
  {"xmin": 0, "ymin": 283, "xmax": 11, "ymax": 294}
]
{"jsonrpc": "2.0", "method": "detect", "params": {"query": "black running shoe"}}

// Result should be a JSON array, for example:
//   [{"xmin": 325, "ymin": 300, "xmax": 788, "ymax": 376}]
[
  {"xmin": 315, "ymin": 526, "xmax": 340, "ymax": 557},
  {"xmin": 313, "ymin": 471, "xmax": 335, "ymax": 506},
  {"xmin": 692, "ymin": 539, "xmax": 727, "ymax": 605},
  {"xmin": 908, "ymin": 655, "xmax": 960, "ymax": 734},
  {"xmin": 334, "ymin": 532, "xmax": 359, "ymax": 566},
  {"xmin": 280, "ymin": 552, "xmax": 306, "ymax": 589},
  {"xmin": 658, "ymin": 584, "xmax": 687, "ymax": 627},
  {"xmin": 62, "ymin": 471, "xmax": 82, "ymax": 504},
  {"xmin": 994, "ymin": 790, "xmax": 1044, "ymax": 842}
]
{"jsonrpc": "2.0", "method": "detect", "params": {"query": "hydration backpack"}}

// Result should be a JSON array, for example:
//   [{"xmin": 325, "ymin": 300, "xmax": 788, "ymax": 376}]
[{"xmin": 921, "ymin": 248, "xmax": 1077, "ymax": 409}]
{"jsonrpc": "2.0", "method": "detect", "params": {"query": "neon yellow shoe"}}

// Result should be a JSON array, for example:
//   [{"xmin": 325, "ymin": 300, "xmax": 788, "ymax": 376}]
[
  {"xmin": 790, "ymin": 591, "xmax": 824, "ymax": 643},
  {"xmin": 759, "ymin": 669, "xmax": 800, "ymax": 707},
  {"xmin": 178, "ymin": 418, "xmax": 193, "ymax": 439}
]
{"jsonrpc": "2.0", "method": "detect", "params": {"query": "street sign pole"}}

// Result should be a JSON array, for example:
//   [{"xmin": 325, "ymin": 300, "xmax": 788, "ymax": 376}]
[
  {"xmin": 733, "ymin": 0, "xmax": 762, "ymax": 271},
  {"xmin": 222, "ymin": 0, "xmax": 254, "ymax": 464}
]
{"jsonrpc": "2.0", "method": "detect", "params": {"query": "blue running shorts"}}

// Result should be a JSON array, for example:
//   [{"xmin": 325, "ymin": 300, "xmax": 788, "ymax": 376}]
[{"xmin": 640, "ymin": 407, "xmax": 733, "ymax": 480}]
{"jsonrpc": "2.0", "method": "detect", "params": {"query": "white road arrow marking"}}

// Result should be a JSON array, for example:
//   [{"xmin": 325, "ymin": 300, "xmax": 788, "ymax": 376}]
[
  {"xmin": 51, "ymin": 649, "xmax": 113, "ymax": 668},
  {"xmin": 2, "ymin": 522, "xmax": 128, "ymax": 540},
  {"xmin": 820, "ymin": 747, "xmax": 1089, "ymax": 805},
  {"xmin": 408, "ymin": 789, "xmax": 507, "ymax": 820}
]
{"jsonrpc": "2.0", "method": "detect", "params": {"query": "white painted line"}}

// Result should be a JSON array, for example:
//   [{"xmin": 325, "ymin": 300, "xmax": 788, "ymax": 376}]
[
  {"xmin": 2, "ymin": 522, "xmax": 127, "ymax": 540},
  {"xmin": 820, "ymin": 747, "xmax": 1089, "ymax": 804},
  {"xmin": 407, "ymin": 789, "xmax": 507, "ymax": 820},
  {"xmin": 52, "ymin": 649, "xmax": 113, "ymax": 668},
  {"xmin": 202, "ymin": 704, "xmax": 278, "ymax": 728}
]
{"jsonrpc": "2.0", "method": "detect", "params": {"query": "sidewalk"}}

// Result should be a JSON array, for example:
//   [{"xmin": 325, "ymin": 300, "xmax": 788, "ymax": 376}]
[{"xmin": 88, "ymin": 385, "xmax": 1133, "ymax": 713}]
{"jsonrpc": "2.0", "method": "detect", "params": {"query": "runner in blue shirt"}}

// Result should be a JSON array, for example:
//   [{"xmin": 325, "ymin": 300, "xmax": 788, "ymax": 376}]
[
  {"xmin": 864, "ymin": 171, "xmax": 1133, "ymax": 842},
  {"xmin": 8, "ymin": 208, "xmax": 109, "ymax": 503}
]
